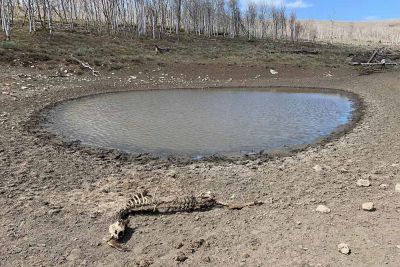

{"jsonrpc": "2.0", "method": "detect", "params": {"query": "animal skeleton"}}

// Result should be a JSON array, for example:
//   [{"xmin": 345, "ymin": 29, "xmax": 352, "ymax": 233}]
[{"xmin": 105, "ymin": 190, "xmax": 263, "ymax": 251}]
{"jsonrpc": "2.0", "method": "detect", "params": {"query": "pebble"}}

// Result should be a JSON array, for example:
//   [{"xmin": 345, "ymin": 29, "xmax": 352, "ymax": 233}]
[
  {"xmin": 66, "ymin": 248, "xmax": 81, "ymax": 261},
  {"xmin": 166, "ymin": 170, "xmax": 177, "ymax": 178},
  {"xmin": 313, "ymin": 165, "xmax": 323, "ymax": 172},
  {"xmin": 395, "ymin": 184, "xmax": 400, "ymax": 193},
  {"xmin": 175, "ymin": 252, "xmax": 188, "ymax": 262},
  {"xmin": 338, "ymin": 243, "xmax": 351, "ymax": 255},
  {"xmin": 379, "ymin": 184, "xmax": 389, "ymax": 189},
  {"xmin": 357, "ymin": 179, "xmax": 371, "ymax": 187},
  {"xmin": 362, "ymin": 202, "xmax": 375, "ymax": 211},
  {"xmin": 316, "ymin": 205, "xmax": 331, "ymax": 213}
]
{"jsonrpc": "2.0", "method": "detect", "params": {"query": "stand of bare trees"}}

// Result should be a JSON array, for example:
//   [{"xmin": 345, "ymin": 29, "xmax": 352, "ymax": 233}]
[{"xmin": 0, "ymin": 0, "xmax": 305, "ymax": 43}]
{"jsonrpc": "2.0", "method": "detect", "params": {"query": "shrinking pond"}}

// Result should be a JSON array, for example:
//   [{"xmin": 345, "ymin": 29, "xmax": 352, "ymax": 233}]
[{"xmin": 43, "ymin": 88, "xmax": 355, "ymax": 158}]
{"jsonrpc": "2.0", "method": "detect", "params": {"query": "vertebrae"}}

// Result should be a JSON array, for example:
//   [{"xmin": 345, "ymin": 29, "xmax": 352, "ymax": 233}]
[{"xmin": 107, "ymin": 190, "xmax": 264, "ymax": 251}]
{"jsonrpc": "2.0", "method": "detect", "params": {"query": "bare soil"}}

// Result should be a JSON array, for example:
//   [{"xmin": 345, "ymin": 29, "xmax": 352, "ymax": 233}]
[{"xmin": 1, "ymin": 46, "xmax": 400, "ymax": 266}]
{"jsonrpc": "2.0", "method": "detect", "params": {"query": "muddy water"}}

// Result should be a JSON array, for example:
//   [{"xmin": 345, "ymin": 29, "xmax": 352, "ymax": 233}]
[{"xmin": 43, "ymin": 88, "xmax": 354, "ymax": 158}]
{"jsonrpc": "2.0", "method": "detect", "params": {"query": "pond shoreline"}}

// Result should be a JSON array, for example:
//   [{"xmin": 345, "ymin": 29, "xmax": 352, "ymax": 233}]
[{"xmin": 26, "ymin": 85, "xmax": 365, "ymax": 166}]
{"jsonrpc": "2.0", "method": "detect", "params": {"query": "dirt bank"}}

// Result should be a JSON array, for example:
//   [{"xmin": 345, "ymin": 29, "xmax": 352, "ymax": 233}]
[{"xmin": 1, "ymin": 64, "xmax": 400, "ymax": 266}]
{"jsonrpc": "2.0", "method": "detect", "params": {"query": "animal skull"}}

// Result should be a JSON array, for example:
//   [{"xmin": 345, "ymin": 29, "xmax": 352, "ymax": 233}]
[{"xmin": 109, "ymin": 219, "xmax": 129, "ymax": 240}]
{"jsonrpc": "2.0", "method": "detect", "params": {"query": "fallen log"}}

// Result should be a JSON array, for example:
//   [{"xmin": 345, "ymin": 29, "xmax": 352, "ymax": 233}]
[
  {"xmin": 154, "ymin": 45, "xmax": 171, "ymax": 54},
  {"xmin": 70, "ymin": 55, "xmax": 99, "ymax": 76},
  {"xmin": 360, "ymin": 62, "xmax": 397, "ymax": 66},
  {"xmin": 351, "ymin": 62, "xmax": 397, "ymax": 66},
  {"xmin": 280, "ymin": 49, "xmax": 319, "ymax": 55}
]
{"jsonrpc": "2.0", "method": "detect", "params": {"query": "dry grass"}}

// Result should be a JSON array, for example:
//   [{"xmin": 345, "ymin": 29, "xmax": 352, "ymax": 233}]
[
  {"xmin": 303, "ymin": 20, "xmax": 400, "ymax": 45},
  {"xmin": 0, "ymin": 27, "xmax": 373, "ymax": 73}
]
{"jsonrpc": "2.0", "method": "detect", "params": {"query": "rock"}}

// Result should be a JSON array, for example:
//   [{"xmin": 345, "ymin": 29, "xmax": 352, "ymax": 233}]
[
  {"xmin": 166, "ymin": 170, "xmax": 177, "ymax": 178},
  {"xmin": 66, "ymin": 248, "xmax": 81, "ymax": 261},
  {"xmin": 175, "ymin": 252, "xmax": 188, "ymax": 262},
  {"xmin": 270, "ymin": 69, "xmax": 278, "ymax": 75},
  {"xmin": 313, "ymin": 165, "xmax": 323, "ymax": 172},
  {"xmin": 316, "ymin": 205, "xmax": 331, "ymax": 213},
  {"xmin": 137, "ymin": 259, "xmax": 153, "ymax": 267},
  {"xmin": 379, "ymin": 184, "xmax": 389, "ymax": 189},
  {"xmin": 395, "ymin": 184, "xmax": 400, "ymax": 193},
  {"xmin": 174, "ymin": 242, "xmax": 184, "ymax": 249},
  {"xmin": 362, "ymin": 202, "xmax": 375, "ymax": 211},
  {"xmin": 357, "ymin": 179, "xmax": 371, "ymax": 187},
  {"xmin": 338, "ymin": 243, "xmax": 351, "ymax": 255},
  {"xmin": 202, "ymin": 256, "xmax": 211, "ymax": 263}
]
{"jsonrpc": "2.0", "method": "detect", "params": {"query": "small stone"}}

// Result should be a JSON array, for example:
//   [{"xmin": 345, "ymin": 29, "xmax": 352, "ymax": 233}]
[
  {"xmin": 166, "ymin": 170, "xmax": 177, "ymax": 178},
  {"xmin": 338, "ymin": 243, "xmax": 351, "ymax": 255},
  {"xmin": 362, "ymin": 202, "xmax": 375, "ymax": 211},
  {"xmin": 66, "ymin": 248, "xmax": 81, "ymax": 261},
  {"xmin": 174, "ymin": 242, "xmax": 184, "ymax": 249},
  {"xmin": 316, "ymin": 205, "xmax": 331, "ymax": 213},
  {"xmin": 380, "ymin": 184, "xmax": 389, "ymax": 189},
  {"xmin": 175, "ymin": 252, "xmax": 188, "ymax": 262},
  {"xmin": 270, "ymin": 69, "xmax": 278, "ymax": 75},
  {"xmin": 357, "ymin": 179, "xmax": 371, "ymax": 187},
  {"xmin": 137, "ymin": 259, "xmax": 153, "ymax": 267},
  {"xmin": 395, "ymin": 184, "xmax": 400, "ymax": 193},
  {"xmin": 313, "ymin": 165, "xmax": 323, "ymax": 172},
  {"xmin": 202, "ymin": 256, "xmax": 211, "ymax": 263}
]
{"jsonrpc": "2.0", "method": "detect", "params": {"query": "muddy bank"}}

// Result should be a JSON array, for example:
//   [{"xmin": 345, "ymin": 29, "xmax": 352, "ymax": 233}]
[{"xmin": 1, "ymin": 64, "xmax": 400, "ymax": 266}]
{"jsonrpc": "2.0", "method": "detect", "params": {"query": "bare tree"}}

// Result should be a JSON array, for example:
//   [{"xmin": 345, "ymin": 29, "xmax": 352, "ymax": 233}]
[
  {"xmin": 258, "ymin": 2, "xmax": 269, "ymax": 39},
  {"xmin": 174, "ymin": 0, "xmax": 182, "ymax": 38},
  {"xmin": 1, "ymin": 0, "xmax": 14, "ymax": 40},
  {"xmin": 294, "ymin": 21, "xmax": 302, "ymax": 41},
  {"xmin": 227, "ymin": 0, "xmax": 240, "ymax": 38},
  {"xmin": 289, "ymin": 11, "xmax": 296, "ymax": 42},
  {"xmin": 245, "ymin": 1, "xmax": 256, "ymax": 40}
]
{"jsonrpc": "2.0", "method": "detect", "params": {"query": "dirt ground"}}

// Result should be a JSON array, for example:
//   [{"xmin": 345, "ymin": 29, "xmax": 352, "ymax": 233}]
[{"xmin": 1, "ymin": 61, "xmax": 400, "ymax": 267}]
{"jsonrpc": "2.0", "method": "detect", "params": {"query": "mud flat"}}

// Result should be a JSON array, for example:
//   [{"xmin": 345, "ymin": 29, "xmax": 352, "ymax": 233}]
[{"xmin": 1, "ymin": 64, "xmax": 400, "ymax": 266}]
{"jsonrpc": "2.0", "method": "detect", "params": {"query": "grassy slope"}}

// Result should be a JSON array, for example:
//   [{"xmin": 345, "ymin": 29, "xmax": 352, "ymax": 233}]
[{"xmin": 0, "ymin": 28, "xmax": 370, "ymax": 74}]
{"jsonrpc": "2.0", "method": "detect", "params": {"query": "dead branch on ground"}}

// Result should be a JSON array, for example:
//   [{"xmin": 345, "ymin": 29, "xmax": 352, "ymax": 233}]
[
  {"xmin": 70, "ymin": 55, "xmax": 100, "ymax": 76},
  {"xmin": 154, "ymin": 45, "xmax": 171, "ymax": 54}
]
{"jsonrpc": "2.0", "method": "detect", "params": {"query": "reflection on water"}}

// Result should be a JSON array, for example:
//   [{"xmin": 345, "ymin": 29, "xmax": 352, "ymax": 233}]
[{"xmin": 44, "ymin": 88, "xmax": 354, "ymax": 157}]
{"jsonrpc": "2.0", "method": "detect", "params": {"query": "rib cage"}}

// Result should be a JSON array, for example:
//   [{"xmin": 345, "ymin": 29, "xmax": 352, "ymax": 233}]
[
  {"xmin": 108, "ymin": 191, "xmax": 264, "ymax": 250},
  {"xmin": 126, "ymin": 192, "xmax": 154, "ymax": 209}
]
